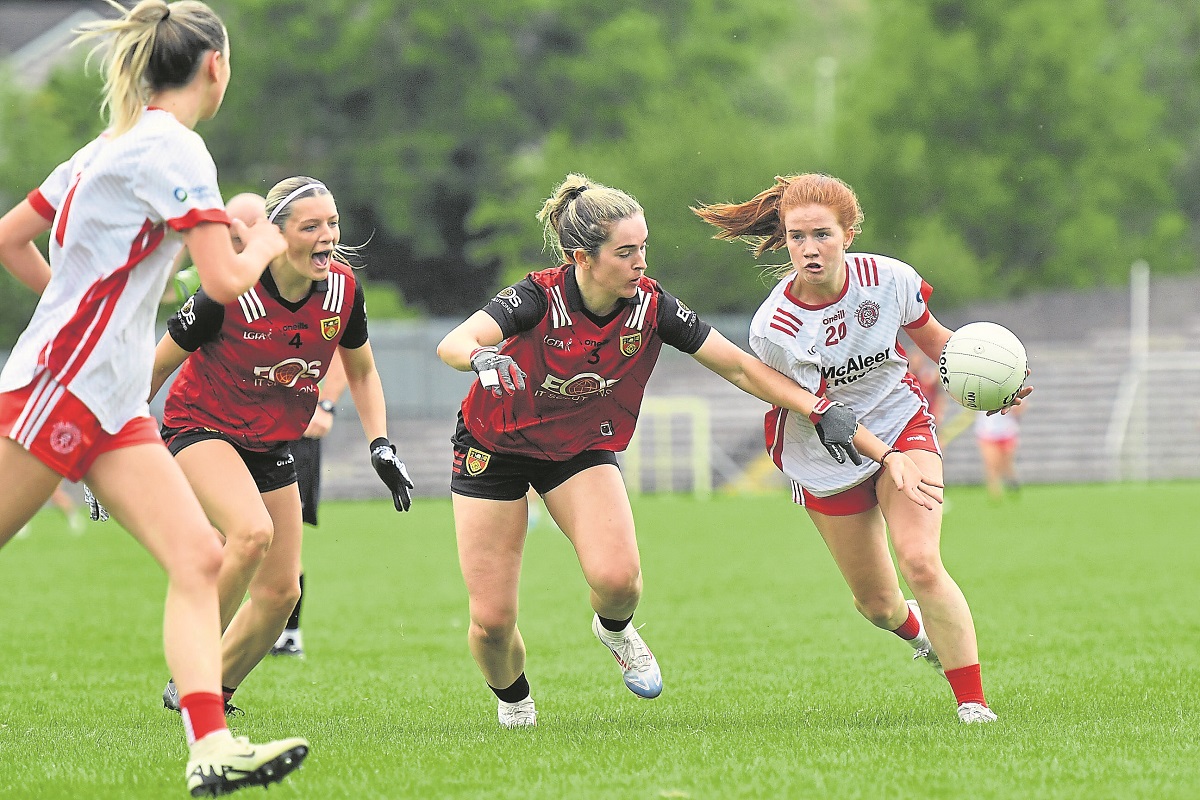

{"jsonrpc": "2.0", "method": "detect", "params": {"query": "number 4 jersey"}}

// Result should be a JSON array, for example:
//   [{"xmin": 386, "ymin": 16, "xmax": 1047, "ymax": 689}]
[{"xmin": 161, "ymin": 262, "xmax": 367, "ymax": 450}]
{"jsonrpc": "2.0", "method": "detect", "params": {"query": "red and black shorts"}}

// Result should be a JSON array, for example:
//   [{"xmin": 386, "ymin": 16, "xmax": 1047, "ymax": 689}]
[
  {"xmin": 162, "ymin": 425, "xmax": 298, "ymax": 494},
  {"xmin": 450, "ymin": 417, "xmax": 618, "ymax": 502}
]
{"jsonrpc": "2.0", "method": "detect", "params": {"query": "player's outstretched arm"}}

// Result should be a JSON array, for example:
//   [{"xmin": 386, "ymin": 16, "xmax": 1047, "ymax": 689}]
[
  {"xmin": 149, "ymin": 334, "xmax": 191, "ymax": 401},
  {"xmin": 183, "ymin": 219, "xmax": 285, "ymax": 304},
  {"xmin": 0, "ymin": 199, "xmax": 53, "ymax": 294},
  {"xmin": 343, "ymin": 342, "xmax": 413, "ymax": 512}
]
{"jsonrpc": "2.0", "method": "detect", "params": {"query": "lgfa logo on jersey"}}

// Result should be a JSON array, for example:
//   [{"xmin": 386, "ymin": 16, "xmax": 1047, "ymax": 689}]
[
  {"xmin": 620, "ymin": 333, "xmax": 642, "ymax": 356},
  {"xmin": 321, "ymin": 317, "xmax": 340, "ymax": 341},
  {"xmin": 464, "ymin": 448, "xmax": 491, "ymax": 475}
]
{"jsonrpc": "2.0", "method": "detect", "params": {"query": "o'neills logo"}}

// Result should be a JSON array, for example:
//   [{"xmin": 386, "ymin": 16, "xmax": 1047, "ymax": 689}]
[
  {"xmin": 49, "ymin": 421, "xmax": 82, "ymax": 454},
  {"xmin": 855, "ymin": 300, "xmax": 880, "ymax": 328},
  {"xmin": 465, "ymin": 447, "xmax": 491, "ymax": 475},
  {"xmin": 620, "ymin": 333, "xmax": 642, "ymax": 356},
  {"xmin": 321, "ymin": 316, "xmax": 341, "ymax": 341},
  {"xmin": 820, "ymin": 348, "xmax": 891, "ymax": 388}
]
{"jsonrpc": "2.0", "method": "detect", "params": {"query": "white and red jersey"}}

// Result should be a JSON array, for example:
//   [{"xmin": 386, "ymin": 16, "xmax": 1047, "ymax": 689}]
[
  {"xmin": 750, "ymin": 253, "xmax": 937, "ymax": 495},
  {"xmin": 974, "ymin": 409, "xmax": 1020, "ymax": 441},
  {"xmin": 0, "ymin": 108, "xmax": 228, "ymax": 433}
]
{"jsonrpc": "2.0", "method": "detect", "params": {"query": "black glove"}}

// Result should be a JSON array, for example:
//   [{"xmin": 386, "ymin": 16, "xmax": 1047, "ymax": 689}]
[
  {"xmin": 370, "ymin": 437, "xmax": 414, "ymax": 512},
  {"xmin": 469, "ymin": 346, "xmax": 526, "ymax": 397},
  {"xmin": 82, "ymin": 484, "xmax": 109, "ymax": 522},
  {"xmin": 808, "ymin": 398, "xmax": 863, "ymax": 466}
]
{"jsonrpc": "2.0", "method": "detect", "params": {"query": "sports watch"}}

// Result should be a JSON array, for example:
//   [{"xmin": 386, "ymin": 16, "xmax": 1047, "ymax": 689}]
[{"xmin": 317, "ymin": 400, "xmax": 337, "ymax": 415}]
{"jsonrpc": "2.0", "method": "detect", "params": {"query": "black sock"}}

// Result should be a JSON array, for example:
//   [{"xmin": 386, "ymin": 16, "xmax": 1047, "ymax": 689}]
[
  {"xmin": 488, "ymin": 673, "xmax": 531, "ymax": 703},
  {"xmin": 285, "ymin": 573, "xmax": 304, "ymax": 630},
  {"xmin": 597, "ymin": 613, "xmax": 633, "ymax": 633}
]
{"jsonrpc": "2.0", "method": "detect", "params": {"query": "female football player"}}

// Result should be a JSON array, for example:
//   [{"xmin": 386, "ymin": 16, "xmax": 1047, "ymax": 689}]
[
  {"xmin": 693, "ymin": 173, "xmax": 1031, "ymax": 724},
  {"xmin": 437, "ymin": 173, "xmax": 942, "ymax": 728},
  {"xmin": 0, "ymin": 1, "xmax": 308, "ymax": 794},
  {"xmin": 149, "ymin": 176, "xmax": 413, "ymax": 713},
  {"xmin": 975, "ymin": 403, "xmax": 1025, "ymax": 501}
]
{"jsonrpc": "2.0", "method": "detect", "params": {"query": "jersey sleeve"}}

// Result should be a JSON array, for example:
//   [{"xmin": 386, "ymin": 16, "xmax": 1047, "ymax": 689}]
[
  {"xmin": 654, "ymin": 287, "xmax": 712, "ymax": 354},
  {"xmin": 337, "ymin": 279, "xmax": 369, "ymax": 349},
  {"xmin": 749, "ymin": 333, "xmax": 823, "ymax": 395},
  {"xmin": 480, "ymin": 275, "xmax": 549, "ymax": 338},
  {"xmin": 167, "ymin": 289, "xmax": 226, "ymax": 351},
  {"xmin": 895, "ymin": 259, "xmax": 933, "ymax": 329},
  {"xmin": 29, "ymin": 138, "xmax": 103, "ymax": 220},
  {"xmin": 134, "ymin": 128, "xmax": 229, "ymax": 231}
]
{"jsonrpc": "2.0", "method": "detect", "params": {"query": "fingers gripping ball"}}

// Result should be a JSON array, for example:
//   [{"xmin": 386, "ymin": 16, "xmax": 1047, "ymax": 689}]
[
  {"xmin": 370, "ymin": 438, "xmax": 414, "ymax": 512},
  {"xmin": 939, "ymin": 322, "xmax": 1028, "ymax": 412},
  {"xmin": 173, "ymin": 266, "xmax": 201, "ymax": 306},
  {"xmin": 469, "ymin": 346, "xmax": 526, "ymax": 397},
  {"xmin": 808, "ymin": 398, "xmax": 863, "ymax": 466}
]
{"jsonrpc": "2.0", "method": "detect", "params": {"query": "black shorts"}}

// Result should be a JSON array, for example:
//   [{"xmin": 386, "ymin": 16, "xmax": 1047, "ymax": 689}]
[
  {"xmin": 450, "ymin": 419, "xmax": 619, "ymax": 502},
  {"xmin": 292, "ymin": 436, "xmax": 322, "ymax": 526},
  {"xmin": 162, "ymin": 426, "xmax": 298, "ymax": 494}
]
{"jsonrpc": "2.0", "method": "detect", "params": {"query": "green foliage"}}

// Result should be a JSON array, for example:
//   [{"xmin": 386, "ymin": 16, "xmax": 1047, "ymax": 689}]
[{"xmin": 836, "ymin": 0, "xmax": 1190, "ymax": 297}]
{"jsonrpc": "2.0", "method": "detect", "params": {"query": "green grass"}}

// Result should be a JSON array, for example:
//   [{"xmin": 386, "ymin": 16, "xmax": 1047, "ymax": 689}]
[{"xmin": 1, "ymin": 482, "xmax": 1198, "ymax": 799}]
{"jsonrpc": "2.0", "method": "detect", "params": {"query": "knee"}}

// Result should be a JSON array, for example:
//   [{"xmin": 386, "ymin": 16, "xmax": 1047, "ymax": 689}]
[
  {"xmin": 251, "ymin": 576, "xmax": 301, "ymax": 618},
  {"xmin": 223, "ymin": 519, "xmax": 274, "ymax": 567},
  {"xmin": 167, "ymin": 523, "xmax": 223, "ymax": 586},
  {"xmin": 590, "ymin": 564, "xmax": 642, "ymax": 607},
  {"xmin": 469, "ymin": 606, "xmax": 518, "ymax": 645},
  {"xmin": 896, "ymin": 552, "xmax": 946, "ymax": 594},
  {"xmin": 854, "ymin": 592, "xmax": 900, "ymax": 629}
]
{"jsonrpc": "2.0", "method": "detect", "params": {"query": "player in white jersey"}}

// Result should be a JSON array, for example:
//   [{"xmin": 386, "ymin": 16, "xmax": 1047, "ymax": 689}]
[
  {"xmin": 0, "ymin": 1, "xmax": 308, "ymax": 794},
  {"xmin": 695, "ymin": 173, "xmax": 1030, "ymax": 725},
  {"xmin": 975, "ymin": 404, "xmax": 1024, "ymax": 501}
]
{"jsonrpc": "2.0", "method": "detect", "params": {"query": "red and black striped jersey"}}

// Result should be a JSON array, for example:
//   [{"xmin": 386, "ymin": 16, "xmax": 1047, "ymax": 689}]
[
  {"xmin": 459, "ymin": 265, "xmax": 711, "ymax": 460},
  {"xmin": 162, "ymin": 262, "xmax": 367, "ymax": 451}
]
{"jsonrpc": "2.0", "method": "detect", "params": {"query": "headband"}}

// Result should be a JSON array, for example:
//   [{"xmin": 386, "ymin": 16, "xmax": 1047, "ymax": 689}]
[{"xmin": 267, "ymin": 183, "xmax": 326, "ymax": 224}]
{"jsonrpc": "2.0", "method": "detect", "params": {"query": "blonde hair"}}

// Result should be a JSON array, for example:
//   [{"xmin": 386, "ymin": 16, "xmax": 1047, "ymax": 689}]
[
  {"xmin": 536, "ymin": 173, "xmax": 643, "ymax": 264},
  {"xmin": 692, "ymin": 174, "xmax": 864, "ymax": 267},
  {"xmin": 265, "ymin": 177, "xmax": 364, "ymax": 266},
  {"xmin": 73, "ymin": 0, "xmax": 226, "ymax": 136}
]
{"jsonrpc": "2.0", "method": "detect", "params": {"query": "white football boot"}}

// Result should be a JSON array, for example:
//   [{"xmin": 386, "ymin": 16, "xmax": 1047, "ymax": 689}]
[
  {"xmin": 185, "ymin": 730, "xmax": 308, "ymax": 797},
  {"xmin": 497, "ymin": 697, "xmax": 538, "ymax": 728},
  {"xmin": 957, "ymin": 702, "xmax": 998, "ymax": 724},
  {"xmin": 592, "ymin": 614, "xmax": 663, "ymax": 699},
  {"xmin": 905, "ymin": 599, "xmax": 944, "ymax": 674}
]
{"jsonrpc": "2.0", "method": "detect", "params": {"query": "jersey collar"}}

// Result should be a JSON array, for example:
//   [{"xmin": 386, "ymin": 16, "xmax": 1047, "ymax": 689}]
[{"xmin": 260, "ymin": 267, "xmax": 329, "ymax": 310}]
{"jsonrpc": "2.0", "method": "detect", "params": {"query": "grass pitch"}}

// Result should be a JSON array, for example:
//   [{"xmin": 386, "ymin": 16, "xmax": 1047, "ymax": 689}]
[{"xmin": 0, "ymin": 482, "xmax": 1197, "ymax": 799}]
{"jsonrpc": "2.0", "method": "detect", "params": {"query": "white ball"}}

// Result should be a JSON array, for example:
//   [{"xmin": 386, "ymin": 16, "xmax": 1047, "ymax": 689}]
[{"xmin": 938, "ymin": 322, "xmax": 1027, "ymax": 412}]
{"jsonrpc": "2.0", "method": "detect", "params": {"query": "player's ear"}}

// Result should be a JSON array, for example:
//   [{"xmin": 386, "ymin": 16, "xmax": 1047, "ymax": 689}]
[{"xmin": 569, "ymin": 248, "xmax": 591, "ymax": 268}]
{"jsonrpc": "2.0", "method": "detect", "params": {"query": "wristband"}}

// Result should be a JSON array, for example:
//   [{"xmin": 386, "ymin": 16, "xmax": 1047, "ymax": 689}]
[
  {"xmin": 318, "ymin": 399, "xmax": 336, "ymax": 415},
  {"xmin": 879, "ymin": 448, "xmax": 901, "ymax": 467}
]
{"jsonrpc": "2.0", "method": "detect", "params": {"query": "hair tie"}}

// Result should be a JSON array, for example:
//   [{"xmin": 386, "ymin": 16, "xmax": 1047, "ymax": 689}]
[
  {"xmin": 161, "ymin": 7, "xmax": 171, "ymax": 21},
  {"xmin": 565, "ymin": 186, "xmax": 588, "ymax": 202},
  {"xmin": 267, "ymin": 183, "xmax": 326, "ymax": 224}
]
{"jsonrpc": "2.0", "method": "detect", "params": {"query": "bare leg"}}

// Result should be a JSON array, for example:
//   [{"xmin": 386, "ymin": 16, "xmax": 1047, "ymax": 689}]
[
  {"xmin": 221, "ymin": 484, "xmax": 303, "ymax": 687},
  {"xmin": 453, "ymin": 492, "xmax": 529, "ymax": 690},
  {"xmin": 0, "ymin": 439, "xmax": 62, "ymax": 547}
]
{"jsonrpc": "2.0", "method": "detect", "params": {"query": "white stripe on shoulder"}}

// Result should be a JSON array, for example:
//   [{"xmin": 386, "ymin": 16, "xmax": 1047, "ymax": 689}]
[
  {"xmin": 238, "ymin": 288, "xmax": 267, "ymax": 324},
  {"xmin": 625, "ymin": 288, "xmax": 651, "ymax": 330},
  {"xmin": 323, "ymin": 271, "xmax": 345, "ymax": 312},
  {"xmin": 549, "ymin": 285, "xmax": 572, "ymax": 328}
]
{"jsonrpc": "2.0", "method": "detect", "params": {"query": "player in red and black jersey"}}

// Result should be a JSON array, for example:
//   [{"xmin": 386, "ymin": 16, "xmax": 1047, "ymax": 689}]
[
  {"xmin": 438, "ymin": 173, "xmax": 906, "ymax": 728},
  {"xmin": 147, "ymin": 177, "xmax": 413, "ymax": 714}
]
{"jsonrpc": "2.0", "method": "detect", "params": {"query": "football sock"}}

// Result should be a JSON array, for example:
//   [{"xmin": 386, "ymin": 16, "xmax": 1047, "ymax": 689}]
[
  {"xmin": 597, "ymin": 613, "xmax": 633, "ymax": 633},
  {"xmin": 891, "ymin": 606, "xmax": 921, "ymax": 640},
  {"xmin": 945, "ymin": 663, "xmax": 987, "ymax": 706},
  {"xmin": 285, "ymin": 573, "xmax": 304, "ymax": 630},
  {"xmin": 222, "ymin": 686, "xmax": 237, "ymax": 703},
  {"xmin": 489, "ymin": 673, "xmax": 531, "ymax": 703},
  {"xmin": 179, "ymin": 692, "xmax": 226, "ymax": 745}
]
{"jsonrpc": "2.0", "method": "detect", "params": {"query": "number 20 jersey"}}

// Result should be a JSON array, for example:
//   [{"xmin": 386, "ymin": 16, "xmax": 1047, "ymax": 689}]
[
  {"xmin": 161, "ymin": 262, "xmax": 367, "ymax": 451},
  {"xmin": 749, "ymin": 253, "xmax": 937, "ymax": 496}
]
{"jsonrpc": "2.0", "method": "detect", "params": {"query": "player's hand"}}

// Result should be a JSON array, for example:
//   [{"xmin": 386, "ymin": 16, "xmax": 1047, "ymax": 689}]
[
  {"xmin": 880, "ymin": 450, "xmax": 944, "ymax": 510},
  {"xmin": 469, "ymin": 346, "xmax": 526, "ymax": 397},
  {"xmin": 988, "ymin": 370, "xmax": 1033, "ymax": 416},
  {"xmin": 82, "ymin": 484, "xmax": 109, "ymax": 522},
  {"xmin": 808, "ymin": 398, "xmax": 863, "ymax": 465},
  {"xmin": 370, "ymin": 437, "xmax": 414, "ymax": 512}
]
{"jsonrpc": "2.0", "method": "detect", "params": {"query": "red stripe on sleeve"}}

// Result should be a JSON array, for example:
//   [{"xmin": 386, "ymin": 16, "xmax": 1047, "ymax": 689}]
[
  {"xmin": 26, "ymin": 189, "xmax": 55, "ymax": 221},
  {"xmin": 168, "ymin": 207, "xmax": 231, "ymax": 232}
]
